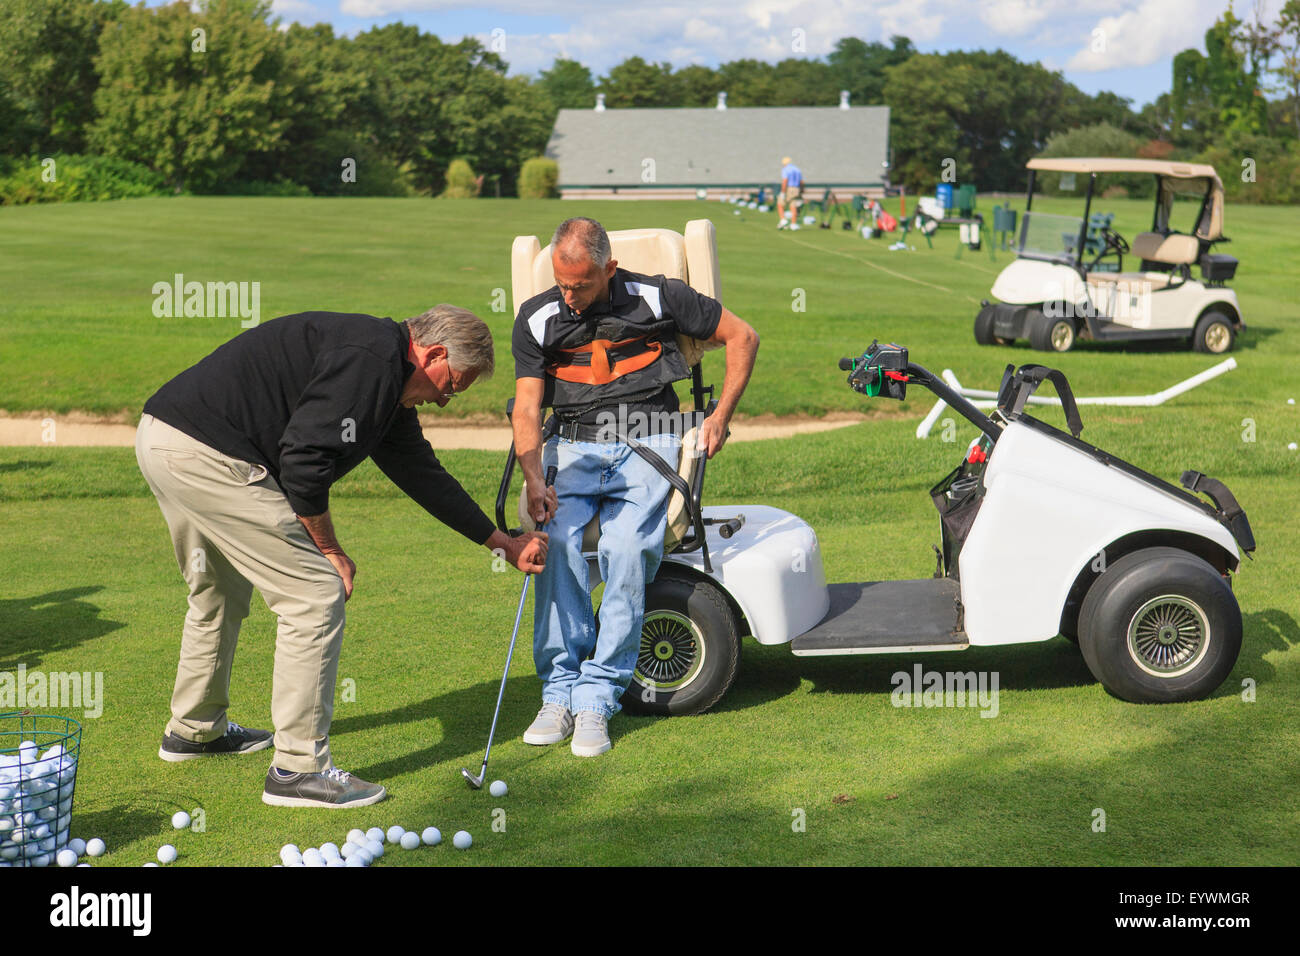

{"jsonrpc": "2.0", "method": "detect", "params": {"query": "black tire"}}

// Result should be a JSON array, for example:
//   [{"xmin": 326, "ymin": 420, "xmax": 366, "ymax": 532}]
[
  {"xmin": 973, "ymin": 305, "xmax": 1012, "ymax": 346},
  {"xmin": 619, "ymin": 569, "xmax": 740, "ymax": 716},
  {"xmin": 1029, "ymin": 311, "xmax": 1076, "ymax": 352},
  {"xmin": 1192, "ymin": 310, "xmax": 1236, "ymax": 354},
  {"xmin": 1077, "ymin": 547, "xmax": 1241, "ymax": 703}
]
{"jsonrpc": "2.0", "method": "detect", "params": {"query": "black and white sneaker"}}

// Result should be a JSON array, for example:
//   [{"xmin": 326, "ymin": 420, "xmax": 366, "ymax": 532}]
[
  {"xmin": 261, "ymin": 766, "xmax": 387, "ymax": 808},
  {"xmin": 158, "ymin": 721, "xmax": 273, "ymax": 762}
]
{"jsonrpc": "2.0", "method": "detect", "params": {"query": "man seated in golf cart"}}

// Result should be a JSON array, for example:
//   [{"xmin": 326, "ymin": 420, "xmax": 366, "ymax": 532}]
[{"xmin": 509, "ymin": 217, "xmax": 759, "ymax": 757}]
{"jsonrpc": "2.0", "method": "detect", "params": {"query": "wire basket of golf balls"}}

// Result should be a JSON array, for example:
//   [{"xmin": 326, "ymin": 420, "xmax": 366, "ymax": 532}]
[{"xmin": 0, "ymin": 712, "xmax": 81, "ymax": 868}]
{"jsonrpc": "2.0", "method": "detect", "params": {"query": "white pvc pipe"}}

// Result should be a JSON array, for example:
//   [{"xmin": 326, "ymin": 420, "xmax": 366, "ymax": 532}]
[{"xmin": 916, "ymin": 359, "xmax": 1238, "ymax": 438}]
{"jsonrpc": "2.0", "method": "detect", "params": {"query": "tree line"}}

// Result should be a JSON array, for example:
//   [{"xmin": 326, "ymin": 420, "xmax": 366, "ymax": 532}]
[{"xmin": 1, "ymin": 0, "xmax": 1296, "ymax": 201}]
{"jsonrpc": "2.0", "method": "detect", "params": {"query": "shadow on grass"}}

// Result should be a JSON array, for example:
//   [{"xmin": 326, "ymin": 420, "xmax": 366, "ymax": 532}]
[
  {"xmin": 0, "ymin": 587, "xmax": 126, "ymax": 670},
  {"xmin": 0, "ymin": 460, "xmax": 53, "ymax": 474}
]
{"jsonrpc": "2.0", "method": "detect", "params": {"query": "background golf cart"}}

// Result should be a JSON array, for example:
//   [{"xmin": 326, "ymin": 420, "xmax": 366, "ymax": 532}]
[
  {"xmin": 974, "ymin": 158, "xmax": 1243, "ymax": 354},
  {"xmin": 501, "ymin": 222, "xmax": 1255, "ymax": 716}
]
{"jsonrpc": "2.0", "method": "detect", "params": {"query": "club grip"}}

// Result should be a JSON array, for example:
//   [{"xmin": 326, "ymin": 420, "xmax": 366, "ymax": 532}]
[
  {"xmin": 545, "ymin": 465, "xmax": 557, "ymax": 487},
  {"xmin": 838, "ymin": 357, "xmax": 854, "ymax": 371}
]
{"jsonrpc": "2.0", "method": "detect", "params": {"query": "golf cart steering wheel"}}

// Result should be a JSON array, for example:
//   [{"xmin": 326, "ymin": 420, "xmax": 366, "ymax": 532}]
[{"xmin": 1102, "ymin": 226, "xmax": 1129, "ymax": 256}]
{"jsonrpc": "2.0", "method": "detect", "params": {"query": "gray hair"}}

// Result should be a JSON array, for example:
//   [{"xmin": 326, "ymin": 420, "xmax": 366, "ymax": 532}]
[
  {"xmin": 405, "ymin": 304, "xmax": 494, "ymax": 379},
  {"xmin": 551, "ymin": 217, "xmax": 611, "ymax": 269}
]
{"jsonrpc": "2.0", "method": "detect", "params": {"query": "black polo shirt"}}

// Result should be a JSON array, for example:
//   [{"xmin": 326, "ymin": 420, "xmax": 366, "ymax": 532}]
[
  {"xmin": 511, "ymin": 268, "xmax": 722, "ymax": 424},
  {"xmin": 142, "ymin": 311, "xmax": 496, "ymax": 544}
]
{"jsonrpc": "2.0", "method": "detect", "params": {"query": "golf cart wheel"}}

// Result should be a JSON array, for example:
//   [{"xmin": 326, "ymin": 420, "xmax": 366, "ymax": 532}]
[
  {"xmin": 1077, "ymin": 547, "xmax": 1241, "ymax": 703},
  {"xmin": 973, "ymin": 305, "xmax": 1012, "ymax": 346},
  {"xmin": 620, "ymin": 569, "xmax": 740, "ymax": 716},
  {"xmin": 1192, "ymin": 310, "xmax": 1236, "ymax": 354},
  {"xmin": 1029, "ymin": 312, "xmax": 1076, "ymax": 352}
]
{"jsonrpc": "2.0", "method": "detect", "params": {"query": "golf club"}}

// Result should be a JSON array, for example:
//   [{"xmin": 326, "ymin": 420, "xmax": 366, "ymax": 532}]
[{"xmin": 462, "ymin": 465, "xmax": 556, "ymax": 789}]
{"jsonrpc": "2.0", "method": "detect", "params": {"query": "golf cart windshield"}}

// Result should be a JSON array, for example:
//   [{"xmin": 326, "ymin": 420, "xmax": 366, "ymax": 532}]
[{"xmin": 1016, "ymin": 211, "xmax": 1083, "ymax": 263}]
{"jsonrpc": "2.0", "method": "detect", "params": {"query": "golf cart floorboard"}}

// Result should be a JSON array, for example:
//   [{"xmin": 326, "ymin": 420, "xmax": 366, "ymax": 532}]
[
  {"xmin": 1087, "ymin": 318, "xmax": 1192, "ymax": 342},
  {"xmin": 791, "ymin": 579, "xmax": 967, "ymax": 656}
]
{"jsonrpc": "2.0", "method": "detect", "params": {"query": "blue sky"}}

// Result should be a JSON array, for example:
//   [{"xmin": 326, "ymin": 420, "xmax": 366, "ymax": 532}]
[{"xmin": 255, "ymin": 0, "xmax": 1247, "ymax": 109}]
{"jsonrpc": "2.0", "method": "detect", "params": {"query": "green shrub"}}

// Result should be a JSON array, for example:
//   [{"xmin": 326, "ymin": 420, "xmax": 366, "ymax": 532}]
[
  {"xmin": 203, "ymin": 178, "xmax": 313, "ymax": 197},
  {"xmin": 287, "ymin": 130, "xmax": 417, "ymax": 197},
  {"xmin": 0, "ymin": 154, "xmax": 167, "ymax": 205},
  {"xmin": 1035, "ymin": 123, "xmax": 1152, "ymax": 198},
  {"xmin": 518, "ymin": 157, "xmax": 558, "ymax": 198},
  {"xmin": 440, "ymin": 159, "xmax": 479, "ymax": 198},
  {"xmin": 1196, "ymin": 134, "xmax": 1300, "ymax": 205}
]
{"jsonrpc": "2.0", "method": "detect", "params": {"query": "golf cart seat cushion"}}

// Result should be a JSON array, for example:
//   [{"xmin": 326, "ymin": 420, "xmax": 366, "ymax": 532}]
[
  {"xmin": 1132, "ymin": 231, "xmax": 1199, "ymax": 265},
  {"xmin": 510, "ymin": 220, "xmax": 724, "ymax": 368},
  {"xmin": 516, "ymin": 426, "xmax": 699, "ymax": 554}
]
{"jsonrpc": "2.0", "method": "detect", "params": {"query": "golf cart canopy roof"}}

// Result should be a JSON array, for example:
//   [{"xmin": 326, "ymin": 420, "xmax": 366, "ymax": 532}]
[{"xmin": 1026, "ymin": 157, "xmax": 1224, "ymax": 241}]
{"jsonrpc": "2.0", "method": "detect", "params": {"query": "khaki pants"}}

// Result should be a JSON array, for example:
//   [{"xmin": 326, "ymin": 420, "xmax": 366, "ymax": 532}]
[{"xmin": 135, "ymin": 414, "xmax": 345, "ymax": 773}]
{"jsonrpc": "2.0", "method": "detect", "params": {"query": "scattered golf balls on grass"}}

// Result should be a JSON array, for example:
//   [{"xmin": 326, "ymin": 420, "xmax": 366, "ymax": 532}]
[
  {"xmin": 157, "ymin": 844, "xmax": 177, "ymax": 864},
  {"xmin": 453, "ymin": 830, "xmax": 472, "ymax": 850},
  {"xmin": 366, "ymin": 827, "xmax": 384, "ymax": 843},
  {"xmin": 347, "ymin": 828, "xmax": 366, "ymax": 846},
  {"xmin": 56, "ymin": 849, "xmax": 78, "ymax": 867},
  {"xmin": 171, "ymin": 810, "xmax": 191, "ymax": 830},
  {"xmin": 85, "ymin": 838, "xmax": 106, "ymax": 857},
  {"xmin": 421, "ymin": 827, "xmax": 441, "ymax": 846},
  {"xmin": 399, "ymin": 831, "xmax": 420, "ymax": 850},
  {"xmin": 489, "ymin": 780, "xmax": 507, "ymax": 797},
  {"xmin": 365, "ymin": 839, "xmax": 384, "ymax": 859},
  {"xmin": 386, "ymin": 825, "xmax": 405, "ymax": 844}
]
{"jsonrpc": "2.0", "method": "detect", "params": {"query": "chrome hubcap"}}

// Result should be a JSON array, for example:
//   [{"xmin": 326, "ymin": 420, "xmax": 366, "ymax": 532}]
[
  {"xmin": 1051, "ymin": 321, "xmax": 1074, "ymax": 351},
  {"xmin": 636, "ymin": 611, "xmax": 705, "ymax": 690},
  {"xmin": 1205, "ymin": 323, "xmax": 1230, "ymax": 352},
  {"xmin": 1127, "ymin": 595, "xmax": 1210, "ymax": 677}
]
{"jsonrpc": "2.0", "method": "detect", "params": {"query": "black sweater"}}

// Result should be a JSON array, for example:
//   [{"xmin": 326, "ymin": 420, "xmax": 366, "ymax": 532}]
[{"xmin": 143, "ymin": 311, "xmax": 495, "ymax": 544}]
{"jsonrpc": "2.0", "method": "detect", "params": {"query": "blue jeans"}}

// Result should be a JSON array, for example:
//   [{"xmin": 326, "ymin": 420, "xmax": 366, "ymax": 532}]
[{"xmin": 534, "ymin": 433, "xmax": 681, "ymax": 718}]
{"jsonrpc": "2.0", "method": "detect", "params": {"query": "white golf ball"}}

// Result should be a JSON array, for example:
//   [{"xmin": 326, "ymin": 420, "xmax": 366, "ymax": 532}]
[
  {"xmin": 280, "ymin": 847, "xmax": 302, "ymax": 866},
  {"xmin": 85, "ymin": 837, "xmax": 106, "ymax": 857},
  {"xmin": 18, "ymin": 741, "xmax": 36, "ymax": 763},
  {"xmin": 399, "ymin": 831, "xmax": 420, "ymax": 850},
  {"xmin": 340, "ymin": 842, "xmax": 357, "ymax": 859},
  {"xmin": 366, "ymin": 827, "xmax": 384, "ymax": 843},
  {"xmin": 346, "ymin": 828, "xmax": 366, "ymax": 846},
  {"xmin": 171, "ymin": 810, "xmax": 191, "ymax": 830},
  {"xmin": 489, "ymin": 780, "xmax": 507, "ymax": 797},
  {"xmin": 1288, "ymin": 398, "xmax": 1295, "ymax": 405},
  {"xmin": 157, "ymin": 844, "xmax": 177, "ymax": 864},
  {"xmin": 364, "ymin": 839, "xmax": 384, "ymax": 859},
  {"xmin": 421, "ymin": 827, "xmax": 441, "ymax": 846},
  {"xmin": 68, "ymin": 837, "xmax": 86, "ymax": 857},
  {"xmin": 302, "ymin": 848, "xmax": 324, "ymax": 867},
  {"xmin": 56, "ymin": 848, "xmax": 78, "ymax": 867},
  {"xmin": 326, "ymin": 857, "xmax": 346, "ymax": 867},
  {"xmin": 353, "ymin": 847, "xmax": 374, "ymax": 865},
  {"xmin": 320, "ymin": 842, "xmax": 340, "ymax": 859},
  {"xmin": 385, "ymin": 825, "xmax": 405, "ymax": 844},
  {"xmin": 1289, "ymin": 442, "xmax": 1297, "ymax": 451},
  {"xmin": 345, "ymin": 854, "xmax": 367, "ymax": 867},
  {"xmin": 143, "ymin": 862, "xmax": 158, "ymax": 867},
  {"xmin": 452, "ymin": 830, "xmax": 472, "ymax": 850},
  {"xmin": 77, "ymin": 862, "xmax": 90, "ymax": 867}
]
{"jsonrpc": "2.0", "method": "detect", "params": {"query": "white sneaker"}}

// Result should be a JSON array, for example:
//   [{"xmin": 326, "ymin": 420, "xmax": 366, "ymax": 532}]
[
  {"xmin": 523, "ymin": 702, "xmax": 573, "ymax": 745},
  {"xmin": 790, "ymin": 223, "xmax": 800, "ymax": 231},
  {"xmin": 570, "ymin": 711, "xmax": 611, "ymax": 757}
]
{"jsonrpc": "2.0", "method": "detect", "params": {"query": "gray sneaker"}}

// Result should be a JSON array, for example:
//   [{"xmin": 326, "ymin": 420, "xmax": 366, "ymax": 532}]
[
  {"xmin": 571, "ymin": 711, "xmax": 611, "ymax": 757},
  {"xmin": 261, "ymin": 766, "xmax": 387, "ymax": 808},
  {"xmin": 523, "ymin": 702, "xmax": 573, "ymax": 745}
]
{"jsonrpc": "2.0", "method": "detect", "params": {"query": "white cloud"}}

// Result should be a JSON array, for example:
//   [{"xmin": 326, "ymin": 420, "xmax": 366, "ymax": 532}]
[
  {"xmin": 980, "ymin": 0, "xmax": 1052, "ymax": 37},
  {"xmin": 1065, "ymin": 0, "xmax": 1221, "ymax": 72}
]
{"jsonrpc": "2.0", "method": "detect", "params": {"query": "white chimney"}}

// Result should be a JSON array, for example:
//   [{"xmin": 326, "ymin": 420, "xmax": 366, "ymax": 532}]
[
  {"xmin": 716, "ymin": 91, "xmax": 727, "ymax": 110},
  {"xmin": 839, "ymin": 90, "xmax": 850, "ymax": 109},
  {"xmin": 595, "ymin": 93, "xmax": 606, "ymax": 111}
]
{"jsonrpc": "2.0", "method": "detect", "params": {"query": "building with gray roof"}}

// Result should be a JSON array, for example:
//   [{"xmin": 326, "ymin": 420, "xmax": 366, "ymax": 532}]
[{"xmin": 546, "ymin": 94, "xmax": 890, "ymax": 200}]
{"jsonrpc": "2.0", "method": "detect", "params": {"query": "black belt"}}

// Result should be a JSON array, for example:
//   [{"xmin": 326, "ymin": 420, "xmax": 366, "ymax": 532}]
[{"xmin": 555, "ymin": 420, "xmax": 678, "ymax": 443}]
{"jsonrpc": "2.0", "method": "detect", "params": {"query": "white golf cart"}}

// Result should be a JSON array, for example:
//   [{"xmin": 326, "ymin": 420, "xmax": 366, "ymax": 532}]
[
  {"xmin": 501, "ymin": 223, "xmax": 1254, "ymax": 714},
  {"xmin": 974, "ymin": 158, "xmax": 1243, "ymax": 354}
]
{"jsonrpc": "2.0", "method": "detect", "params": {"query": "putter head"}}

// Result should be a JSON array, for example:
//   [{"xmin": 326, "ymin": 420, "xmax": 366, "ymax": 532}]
[{"xmin": 461, "ymin": 767, "xmax": 484, "ymax": 789}]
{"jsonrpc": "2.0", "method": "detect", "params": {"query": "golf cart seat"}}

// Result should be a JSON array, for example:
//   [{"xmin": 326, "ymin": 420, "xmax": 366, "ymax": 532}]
[
  {"xmin": 507, "ymin": 220, "xmax": 725, "ymax": 558},
  {"xmin": 1085, "ymin": 232, "xmax": 1200, "ymax": 290}
]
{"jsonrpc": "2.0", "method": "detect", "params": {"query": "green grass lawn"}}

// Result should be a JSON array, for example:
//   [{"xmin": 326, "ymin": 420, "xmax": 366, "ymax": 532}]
[{"xmin": 1, "ymin": 195, "xmax": 1298, "ymax": 866}]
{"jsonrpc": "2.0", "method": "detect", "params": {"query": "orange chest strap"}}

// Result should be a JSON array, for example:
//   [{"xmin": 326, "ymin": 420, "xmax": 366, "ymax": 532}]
[{"xmin": 548, "ymin": 335, "xmax": 662, "ymax": 386}]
